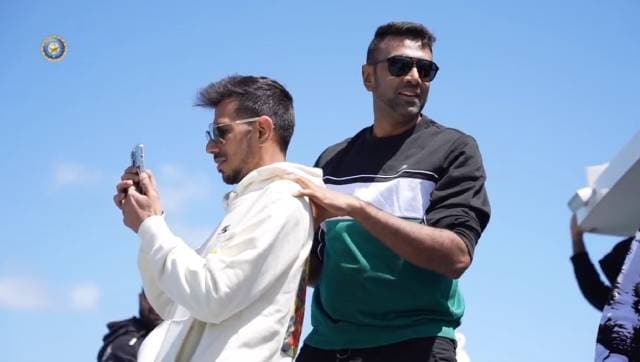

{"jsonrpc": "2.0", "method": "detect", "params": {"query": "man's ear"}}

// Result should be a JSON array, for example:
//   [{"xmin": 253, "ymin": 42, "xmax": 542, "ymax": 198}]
[
  {"xmin": 362, "ymin": 64, "xmax": 375, "ymax": 92},
  {"xmin": 256, "ymin": 116, "xmax": 274, "ymax": 144}
]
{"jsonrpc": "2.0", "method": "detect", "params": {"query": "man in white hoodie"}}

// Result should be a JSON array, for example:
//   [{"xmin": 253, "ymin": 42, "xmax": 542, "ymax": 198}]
[{"xmin": 113, "ymin": 75, "xmax": 321, "ymax": 362}]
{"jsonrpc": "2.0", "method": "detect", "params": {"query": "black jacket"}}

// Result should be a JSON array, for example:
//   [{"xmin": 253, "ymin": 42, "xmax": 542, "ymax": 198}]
[
  {"xmin": 571, "ymin": 237, "xmax": 633, "ymax": 311},
  {"xmin": 97, "ymin": 317, "xmax": 155, "ymax": 362}
]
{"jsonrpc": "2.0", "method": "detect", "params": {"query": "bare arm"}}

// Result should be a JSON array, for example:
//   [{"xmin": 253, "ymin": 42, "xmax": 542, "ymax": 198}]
[
  {"xmin": 292, "ymin": 136, "xmax": 488, "ymax": 279},
  {"xmin": 571, "ymin": 214, "xmax": 586, "ymax": 255},
  {"xmin": 288, "ymin": 176, "xmax": 470, "ymax": 279},
  {"xmin": 351, "ymin": 198, "xmax": 470, "ymax": 278}
]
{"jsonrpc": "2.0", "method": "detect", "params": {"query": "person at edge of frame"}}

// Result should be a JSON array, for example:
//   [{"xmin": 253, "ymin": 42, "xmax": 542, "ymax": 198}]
[
  {"xmin": 570, "ymin": 214, "xmax": 634, "ymax": 311},
  {"xmin": 97, "ymin": 290, "xmax": 162, "ymax": 362}
]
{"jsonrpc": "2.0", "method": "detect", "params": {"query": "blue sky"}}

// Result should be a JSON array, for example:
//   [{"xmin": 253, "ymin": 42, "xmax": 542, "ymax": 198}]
[{"xmin": 1, "ymin": 1, "xmax": 639, "ymax": 361}]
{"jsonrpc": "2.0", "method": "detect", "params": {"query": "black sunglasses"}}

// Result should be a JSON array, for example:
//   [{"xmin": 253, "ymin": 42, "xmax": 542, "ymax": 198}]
[{"xmin": 372, "ymin": 55, "xmax": 439, "ymax": 82}]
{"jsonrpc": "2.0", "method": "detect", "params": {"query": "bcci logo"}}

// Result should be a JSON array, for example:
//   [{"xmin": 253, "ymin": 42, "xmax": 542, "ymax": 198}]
[{"xmin": 41, "ymin": 35, "xmax": 67, "ymax": 62}]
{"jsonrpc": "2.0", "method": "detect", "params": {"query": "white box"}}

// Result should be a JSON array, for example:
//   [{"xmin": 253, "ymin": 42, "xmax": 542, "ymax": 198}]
[{"xmin": 568, "ymin": 131, "xmax": 640, "ymax": 236}]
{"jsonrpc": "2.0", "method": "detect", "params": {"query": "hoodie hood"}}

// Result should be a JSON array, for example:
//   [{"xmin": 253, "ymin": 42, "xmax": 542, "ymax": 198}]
[{"xmin": 223, "ymin": 162, "xmax": 323, "ymax": 207}]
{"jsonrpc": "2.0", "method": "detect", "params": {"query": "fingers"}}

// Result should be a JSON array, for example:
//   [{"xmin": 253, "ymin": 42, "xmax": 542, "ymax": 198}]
[
  {"xmin": 121, "ymin": 166, "xmax": 140, "ymax": 181},
  {"xmin": 144, "ymin": 169, "xmax": 156, "ymax": 184},
  {"xmin": 116, "ymin": 180, "xmax": 134, "ymax": 193},
  {"xmin": 290, "ymin": 174, "xmax": 316, "ymax": 189},
  {"xmin": 113, "ymin": 193, "xmax": 125, "ymax": 209},
  {"xmin": 138, "ymin": 171, "xmax": 157, "ymax": 196},
  {"xmin": 125, "ymin": 165, "xmax": 138, "ymax": 174},
  {"xmin": 283, "ymin": 173, "xmax": 305, "ymax": 186},
  {"xmin": 114, "ymin": 181, "xmax": 134, "ymax": 210},
  {"xmin": 284, "ymin": 173, "xmax": 320, "ymax": 198},
  {"xmin": 114, "ymin": 179, "xmax": 138, "ymax": 210},
  {"xmin": 293, "ymin": 188, "xmax": 316, "ymax": 199},
  {"xmin": 120, "ymin": 169, "xmax": 157, "ymax": 198},
  {"xmin": 281, "ymin": 174, "xmax": 335, "ymax": 224}
]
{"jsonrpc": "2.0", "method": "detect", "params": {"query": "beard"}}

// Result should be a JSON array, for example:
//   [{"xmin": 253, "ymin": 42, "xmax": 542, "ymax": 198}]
[
  {"xmin": 222, "ymin": 168, "xmax": 244, "ymax": 184},
  {"xmin": 389, "ymin": 97, "xmax": 425, "ymax": 118},
  {"xmin": 374, "ymin": 84, "xmax": 429, "ymax": 123},
  {"xmin": 220, "ymin": 142, "xmax": 256, "ymax": 185},
  {"xmin": 374, "ymin": 94, "xmax": 427, "ymax": 126}
]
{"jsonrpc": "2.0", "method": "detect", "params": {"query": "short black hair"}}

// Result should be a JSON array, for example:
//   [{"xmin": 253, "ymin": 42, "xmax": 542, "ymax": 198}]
[
  {"xmin": 196, "ymin": 75, "xmax": 295, "ymax": 152},
  {"xmin": 366, "ymin": 21, "xmax": 437, "ymax": 64}
]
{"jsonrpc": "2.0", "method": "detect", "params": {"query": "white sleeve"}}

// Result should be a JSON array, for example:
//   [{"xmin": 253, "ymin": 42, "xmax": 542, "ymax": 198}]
[
  {"xmin": 137, "ymin": 191, "xmax": 312, "ymax": 324},
  {"xmin": 137, "ymin": 231, "xmax": 179, "ymax": 320},
  {"xmin": 138, "ymin": 221, "xmax": 214, "ymax": 320}
]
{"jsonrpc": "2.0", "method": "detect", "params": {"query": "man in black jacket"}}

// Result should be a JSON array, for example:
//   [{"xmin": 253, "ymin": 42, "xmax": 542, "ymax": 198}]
[{"xmin": 97, "ymin": 290, "xmax": 162, "ymax": 362}]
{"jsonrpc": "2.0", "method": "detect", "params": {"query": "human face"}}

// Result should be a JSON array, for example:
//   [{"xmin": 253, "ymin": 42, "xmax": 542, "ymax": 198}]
[
  {"xmin": 364, "ymin": 37, "xmax": 434, "ymax": 124},
  {"xmin": 205, "ymin": 99, "xmax": 260, "ymax": 185}
]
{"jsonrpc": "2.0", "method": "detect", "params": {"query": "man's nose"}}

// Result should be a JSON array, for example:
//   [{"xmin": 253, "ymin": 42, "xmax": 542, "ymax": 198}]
[
  {"xmin": 403, "ymin": 65, "xmax": 421, "ymax": 84},
  {"xmin": 206, "ymin": 139, "xmax": 220, "ymax": 154}
]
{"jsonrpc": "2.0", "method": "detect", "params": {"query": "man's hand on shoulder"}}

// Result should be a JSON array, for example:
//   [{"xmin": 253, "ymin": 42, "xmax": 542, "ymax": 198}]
[{"xmin": 285, "ymin": 174, "xmax": 361, "ymax": 227}]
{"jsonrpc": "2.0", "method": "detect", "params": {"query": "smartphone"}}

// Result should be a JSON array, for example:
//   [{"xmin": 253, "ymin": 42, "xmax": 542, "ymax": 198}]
[
  {"xmin": 130, "ymin": 144, "xmax": 145, "ymax": 194},
  {"xmin": 131, "ymin": 144, "xmax": 145, "ymax": 173}
]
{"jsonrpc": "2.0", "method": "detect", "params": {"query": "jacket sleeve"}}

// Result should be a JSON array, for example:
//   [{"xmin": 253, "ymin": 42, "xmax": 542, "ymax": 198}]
[
  {"xmin": 137, "ymin": 186, "xmax": 312, "ymax": 324},
  {"xmin": 570, "ymin": 252, "xmax": 611, "ymax": 311},
  {"xmin": 138, "ymin": 248, "xmax": 179, "ymax": 320},
  {"xmin": 138, "ymin": 232, "xmax": 215, "ymax": 320},
  {"xmin": 424, "ymin": 134, "xmax": 491, "ymax": 256}
]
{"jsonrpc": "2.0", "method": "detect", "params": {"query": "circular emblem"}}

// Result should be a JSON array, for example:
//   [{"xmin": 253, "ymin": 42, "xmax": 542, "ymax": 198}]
[{"xmin": 41, "ymin": 35, "xmax": 67, "ymax": 62}]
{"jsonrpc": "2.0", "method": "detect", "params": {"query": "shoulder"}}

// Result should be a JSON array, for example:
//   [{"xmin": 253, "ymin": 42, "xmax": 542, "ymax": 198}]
[
  {"xmin": 315, "ymin": 138, "xmax": 351, "ymax": 168},
  {"xmin": 419, "ymin": 117, "xmax": 477, "ymax": 146},
  {"xmin": 264, "ymin": 178, "xmax": 303, "ymax": 195},
  {"xmin": 315, "ymin": 127, "xmax": 370, "ymax": 167},
  {"xmin": 411, "ymin": 118, "xmax": 483, "ymax": 171},
  {"xmin": 105, "ymin": 316, "xmax": 140, "ymax": 333},
  {"xmin": 260, "ymin": 179, "xmax": 312, "ymax": 212}
]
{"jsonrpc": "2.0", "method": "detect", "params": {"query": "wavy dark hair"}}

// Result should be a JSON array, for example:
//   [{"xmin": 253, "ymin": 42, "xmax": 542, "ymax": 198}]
[
  {"xmin": 366, "ymin": 21, "xmax": 437, "ymax": 64},
  {"xmin": 196, "ymin": 75, "xmax": 295, "ymax": 152}
]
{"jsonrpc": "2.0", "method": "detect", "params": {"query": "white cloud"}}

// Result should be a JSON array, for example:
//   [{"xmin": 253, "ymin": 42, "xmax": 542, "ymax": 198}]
[
  {"xmin": 157, "ymin": 164, "xmax": 213, "ymax": 214},
  {"xmin": 52, "ymin": 161, "xmax": 101, "ymax": 188},
  {"xmin": 0, "ymin": 276, "xmax": 50, "ymax": 310},
  {"xmin": 69, "ymin": 283, "xmax": 100, "ymax": 310},
  {"xmin": 456, "ymin": 331, "xmax": 471, "ymax": 362},
  {"xmin": 0, "ymin": 276, "xmax": 101, "ymax": 312}
]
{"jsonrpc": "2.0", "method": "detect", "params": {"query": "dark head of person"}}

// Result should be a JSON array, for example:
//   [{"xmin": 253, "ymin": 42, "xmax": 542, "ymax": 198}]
[
  {"xmin": 196, "ymin": 75, "xmax": 295, "ymax": 184},
  {"xmin": 363, "ymin": 22, "xmax": 438, "ymax": 133},
  {"xmin": 366, "ymin": 21, "xmax": 437, "ymax": 66}
]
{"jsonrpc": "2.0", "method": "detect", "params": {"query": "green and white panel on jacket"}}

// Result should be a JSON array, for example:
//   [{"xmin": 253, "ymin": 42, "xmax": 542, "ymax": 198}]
[{"xmin": 306, "ymin": 176, "xmax": 464, "ymax": 349}]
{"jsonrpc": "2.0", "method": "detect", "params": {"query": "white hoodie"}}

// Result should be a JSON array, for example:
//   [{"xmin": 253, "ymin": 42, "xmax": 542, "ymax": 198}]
[{"xmin": 136, "ymin": 162, "xmax": 322, "ymax": 362}]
